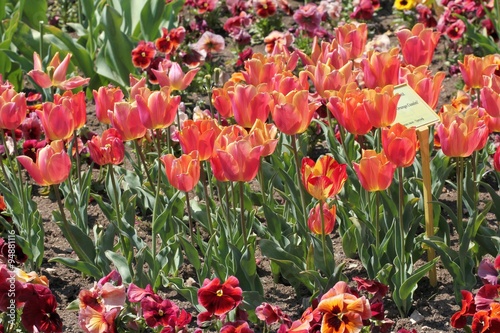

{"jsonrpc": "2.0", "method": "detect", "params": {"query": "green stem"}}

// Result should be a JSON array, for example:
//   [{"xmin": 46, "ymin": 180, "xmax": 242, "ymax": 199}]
[
  {"xmin": 319, "ymin": 201, "xmax": 330, "ymax": 277},
  {"xmin": 201, "ymin": 163, "xmax": 214, "ymax": 236},
  {"xmin": 185, "ymin": 192, "xmax": 195, "ymax": 246},
  {"xmin": 72, "ymin": 130, "xmax": 82, "ymax": 189},
  {"xmin": 239, "ymin": 181, "xmax": 248, "ymax": 247},
  {"xmin": 151, "ymin": 158, "xmax": 162, "ymax": 284},
  {"xmin": 456, "ymin": 157, "xmax": 464, "ymax": 237},
  {"xmin": 257, "ymin": 162, "xmax": 267, "ymax": 205},
  {"xmin": 134, "ymin": 139, "xmax": 155, "ymax": 192},
  {"xmin": 338, "ymin": 125, "xmax": 352, "ymax": 168},
  {"xmin": 0, "ymin": 130, "xmax": 14, "ymax": 190},
  {"xmin": 398, "ymin": 167, "xmax": 406, "ymax": 292},
  {"xmin": 290, "ymin": 134, "xmax": 308, "ymax": 225},
  {"xmin": 375, "ymin": 191, "xmax": 380, "ymax": 249}
]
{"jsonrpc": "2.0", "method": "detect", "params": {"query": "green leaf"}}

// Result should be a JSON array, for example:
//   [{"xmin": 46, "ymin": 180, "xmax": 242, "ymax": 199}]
[
  {"xmin": 178, "ymin": 235, "xmax": 201, "ymax": 272},
  {"xmin": 21, "ymin": 0, "xmax": 47, "ymax": 28},
  {"xmin": 105, "ymin": 251, "xmax": 132, "ymax": 284},
  {"xmin": 66, "ymin": 299, "xmax": 80, "ymax": 311},
  {"xmin": 49, "ymin": 257, "xmax": 101, "ymax": 278},
  {"xmin": 399, "ymin": 257, "xmax": 439, "ymax": 300}
]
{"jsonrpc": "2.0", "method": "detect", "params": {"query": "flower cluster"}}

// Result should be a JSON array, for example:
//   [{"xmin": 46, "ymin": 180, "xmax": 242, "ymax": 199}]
[{"xmin": 451, "ymin": 254, "xmax": 500, "ymax": 332}]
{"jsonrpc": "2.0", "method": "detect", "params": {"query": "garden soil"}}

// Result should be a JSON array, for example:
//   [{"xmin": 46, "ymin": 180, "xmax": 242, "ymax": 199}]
[{"xmin": 17, "ymin": 2, "xmax": 494, "ymax": 333}]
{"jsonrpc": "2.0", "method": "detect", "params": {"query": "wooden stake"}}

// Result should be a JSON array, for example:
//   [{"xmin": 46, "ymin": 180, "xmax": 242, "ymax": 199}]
[{"xmin": 417, "ymin": 127, "xmax": 437, "ymax": 287}]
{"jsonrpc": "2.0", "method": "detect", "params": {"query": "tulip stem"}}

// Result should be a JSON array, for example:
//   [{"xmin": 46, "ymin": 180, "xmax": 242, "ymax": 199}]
[
  {"xmin": 398, "ymin": 167, "xmax": 406, "ymax": 291},
  {"xmin": 338, "ymin": 125, "xmax": 352, "ymax": 168},
  {"xmin": 185, "ymin": 192, "xmax": 195, "ymax": 246},
  {"xmin": 456, "ymin": 157, "xmax": 464, "ymax": 237},
  {"xmin": 134, "ymin": 139, "xmax": 155, "ymax": 192},
  {"xmin": 0, "ymin": 129, "xmax": 14, "ymax": 190},
  {"xmin": 258, "ymin": 163, "xmax": 268, "ymax": 205},
  {"xmin": 375, "ymin": 191, "xmax": 380, "ymax": 249},
  {"xmin": 239, "ymin": 181, "xmax": 248, "ymax": 247},
  {"xmin": 319, "ymin": 201, "xmax": 331, "ymax": 277},
  {"xmin": 72, "ymin": 130, "xmax": 82, "ymax": 189},
  {"xmin": 291, "ymin": 134, "xmax": 308, "ymax": 226},
  {"xmin": 201, "ymin": 163, "xmax": 214, "ymax": 236}
]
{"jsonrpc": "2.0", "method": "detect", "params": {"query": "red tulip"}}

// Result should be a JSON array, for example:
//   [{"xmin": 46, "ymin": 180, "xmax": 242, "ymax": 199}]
[
  {"xmin": 160, "ymin": 151, "xmax": 200, "ymax": 192},
  {"xmin": 136, "ymin": 87, "xmax": 181, "ymax": 130},
  {"xmin": 353, "ymin": 150, "xmax": 395, "ymax": 192},
  {"xmin": 197, "ymin": 276, "xmax": 243, "ymax": 316},
  {"xmin": 87, "ymin": 128, "xmax": 125, "ymax": 166},
  {"xmin": 401, "ymin": 65, "xmax": 445, "ymax": 110},
  {"xmin": 17, "ymin": 140, "xmax": 71, "ymax": 186},
  {"xmin": 301, "ymin": 155, "xmax": 347, "ymax": 201},
  {"xmin": 382, "ymin": 123, "xmax": 418, "ymax": 168},
  {"xmin": 307, "ymin": 202, "xmax": 336, "ymax": 235},
  {"xmin": 93, "ymin": 85, "xmax": 124, "ymax": 125},
  {"xmin": 36, "ymin": 101, "xmax": 75, "ymax": 141},
  {"xmin": 396, "ymin": 23, "xmax": 441, "ymax": 67},
  {"xmin": 459, "ymin": 54, "xmax": 498, "ymax": 90},
  {"xmin": 327, "ymin": 84, "xmax": 372, "ymax": 135},
  {"xmin": 215, "ymin": 139, "xmax": 263, "ymax": 182},
  {"xmin": 178, "ymin": 119, "xmax": 221, "ymax": 161},
  {"xmin": 0, "ymin": 89, "xmax": 26, "ymax": 130},
  {"xmin": 108, "ymin": 102, "xmax": 147, "ymax": 141}
]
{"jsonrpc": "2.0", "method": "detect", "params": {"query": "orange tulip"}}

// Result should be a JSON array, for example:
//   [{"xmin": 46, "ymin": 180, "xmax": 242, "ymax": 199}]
[
  {"xmin": 136, "ymin": 87, "xmax": 181, "ymax": 130},
  {"xmin": 401, "ymin": 65, "xmax": 445, "ymax": 110},
  {"xmin": 307, "ymin": 202, "xmax": 336, "ymax": 235},
  {"xmin": 37, "ymin": 101, "xmax": 75, "ymax": 141},
  {"xmin": 152, "ymin": 61, "xmax": 200, "ymax": 91},
  {"xmin": 271, "ymin": 90, "xmax": 321, "ymax": 135},
  {"xmin": 301, "ymin": 61, "xmax": 354, "ymax": 98},
  {"xmin": 0, "ymin": 89, "xmax": 26, "ymax": 130},
  {"xmin": 363, "ymin": 85, "xmax": 401, "ymax": 128},
  {"xmin": 28, "ymin": 52, "xmax": 90, "ymax": 90},
  {"xmin": 108, "ymin": 102, "xmax": 147, "ymax": 141},
  {"xmin": 17, "ymin": 140, "xmax": 71, "ymax": 186},
  {"xmin": 215, "ymin": 139, "xmax": 263, "ymax": 182},
  {"xmin": 327, "ymin": 85, "xmax": 372, "ymax": 135},
  {"xmin": 87, "ymin": 128, "xmax": 125, "ymax": 166},
  {"xmin": 212, "ymin": 79, "xmax": 237, "ymax": 119},
  {"xmin": 179, "ymin": 119, "xmax": 221, "ymax": 161},
  {"xmin": 335, "ymin": 23, "xmax": 368, "ymax": 59},
  {"xmin": 396, "ymin": 23, "xmax": 441, "ymax": 67},
  {"xmin": 436, "ymin": 108, "xmax": 489, "ymax": 157},
  {"xmin": 160, "ymin": 151, "xmax": 200, "ymax": 192},
  {"xmin": 230, "ymin": 84, "xmax": 272, "ymax": 128},
  {"xmin": 210, "ymin": 125, "xmax": 248, "ymax": 182},
  {"xmin": 93, "ymin": 85, "xmax": 124, "ymax": 125},
  {"xmin": 382, "ymin": 123, "xmax": 418, "ymax": 168},
  {"xmin": 248, "ymin": 119, "xmax": 278, "ymax": 156},
  {"xmin": 297, "ymin": 38, "xmax": 351, "ymax": 69},
  {"xmin": 54, "ymin": 91, "xmax": 86, "ymax": 130},
  {"xmin": 241, "ymin": 55, "xmax": 279, "ymax": 87},
  {"xmin": 459, "ymin": 54, "xmax": 498, "ymax": 90},
  {"xmin": 301, "ymin": 155, "xmax": 347, "ymax": 201},
  {"xmin": 353, "ymin": 150, "xmax": 395, "ymax": 192},
  {"xmin": 481, "ymin": 75, "xmax": 500, "ymax": 118},
  {"xmin": 361, "ymin": 48, "xmax": 401, "ymax": 89}
]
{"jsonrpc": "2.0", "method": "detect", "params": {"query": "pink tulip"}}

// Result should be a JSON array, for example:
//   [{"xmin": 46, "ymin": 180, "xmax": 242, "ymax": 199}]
[
  {"xmin": 108, "ymin": 102, "xmax": 147, "ymax": 141},
  {"xmin": 0, "ymin": 89, "xmax": 27, "ymax": 130},
  {"xmin": 36, "ymin": 101, "xmax": 75, "ymax": 141},
  {"xmin": 136, "ymin": 87, "xmax": 181, "ymax": 130},
  {"xmin": 152, "ymin": 61, "xmax": 200, "ymax": 91},
  {"xmin": 93, "ymin": 85, "xmax": 124, "ymax": 125}
]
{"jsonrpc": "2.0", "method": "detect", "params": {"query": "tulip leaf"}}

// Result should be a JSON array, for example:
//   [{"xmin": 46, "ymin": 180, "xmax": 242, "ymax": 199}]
[
  {"xmin": 105, "ymin": 250, "xmax": 132, "ymax": 284},
  {"xmin": 20, "ymin": 0, "xmax": 47, "ymax": 28},
  {"xmin": 49, "ymin": 257, "xmax": 101, "ymax": 278},
  {"xmin": 478, "ymin": 181, "xmax": 500, "ymax": 222},
  {"xmin": 399, "ymin": 257, "xmax": 439, "ymax": 300},
  {"xmin": 178, "ymin": 235, "xmax": 201, "ymax": 272}
]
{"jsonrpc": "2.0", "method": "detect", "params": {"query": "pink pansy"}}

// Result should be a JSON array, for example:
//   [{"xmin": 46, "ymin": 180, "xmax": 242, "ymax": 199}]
[{"xmin": 190, "ymin": 31, "xmax": 225, "ymax": 59}]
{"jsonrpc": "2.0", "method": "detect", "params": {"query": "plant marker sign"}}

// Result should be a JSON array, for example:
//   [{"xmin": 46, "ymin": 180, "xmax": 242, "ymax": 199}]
[{"xmin": 393, "ymin": 83, "xmax": 440, "ymax": 287}]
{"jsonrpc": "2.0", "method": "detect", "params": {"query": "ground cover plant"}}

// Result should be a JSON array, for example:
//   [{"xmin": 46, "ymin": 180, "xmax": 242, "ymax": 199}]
[{"xmin": 1, "ymin": 0, "xmax": 500, "ymax": 332}]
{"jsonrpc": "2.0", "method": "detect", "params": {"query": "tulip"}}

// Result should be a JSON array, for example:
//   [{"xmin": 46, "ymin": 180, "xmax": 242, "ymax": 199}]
[
  {"xmin": 17, "ymin": 140, "xmax": 71, "ymax": 186},
  {"xmin": 459, "ymin": 54, "xmax": 498, "ymax": 90},
  {"xmin": 361, "ymin": 48, "xmax": 401, "ymax": 89},
  {"xmin": 230, "ymin": 84, "xmax": 272, "ymax": 128},
  {"xmin": 327, "ymin": 85, "xmax": 373, "ymax": 135},
  {"xmin": 248, "ymin": 119, "xmax": 278, "ymax": 156},
  {"xmin": 28, "ymin": 52, "xmax": 90, "ymax": 90},
  {"xmin": 136, "ymin": 87, "xmax": 181, "ymax": 130},
  {"xmin": 297, "ymin": 38, "xmax": 351, "ymax": 69},
  {"xmin": 396, "ymin": 23, "xmax": 441, "ymax": 67},
  {"xmin": 436, "ymin": 108, "xmax": 489, "ymax": 157},
  {"xmin": 271, "ymin": 90, "xmax": 321, "ymax": 135},
  {"xmin": 363, "ymin": 85, "xmax": 401, "ymax": 128},
  {"xmin": 212, "ymin": 79, "xmax": 236, "ymax": 118},
  {"xmin": 93, "ymin": 86, "xmax": 124, "ymax": 125},
  {"xmin": 335, "ymin": 23, "xmax": 368, "ymax": 59},
  {"xmin": 241, "ymin": 56, "xmax": 278, "ymax": 87},
  {"xmin": 36, "ymin": 101, "xmax": 75, "ymax": 141},
  {"xmin": 494, "ymin": 146, "xmax": 500, "ymax": 173},
  {"xmin": 301, "ymin": 61, "xmax": 354, "ymax": 98},
  {"xmin": 481, "ymin": 76, "xmax": 500, "ymax": 118},
  {"xmin": 307, "ymin": 202, "xmax": 336, "ymax": 235},
  {"xmin": 353, "ymin": 150, "xmax": 396, "ymax": 192},
  {"xmin": 215, "ymin": 139, "xmax": 263, "ymax": 182},
  {"xmin": 54, "ymin": 91, "xmax": 86, "ymax": 129},
  {"xmin": 382, "ymin": 123, "xmax": 418, "ymax": 168},
  {"xmin": 87, "ymin": 128, "xmax": 125, "ymax": 166},
  {"xmin": 301, "ymin": 155, "xmax": 347, "ymax": 201},
  {"xmin": 160, "ymin": 151, "xmax": 200, "ymax": 192},
  {"xmin": 129, "ymin": 76, "xmax": 147, "ymax": 102},
  {"xmin": 108, "ymin": 102, "xmax": 147, "ymax": 141},
  {"xmin": 401, "ymin": 65, "xmax": 445, "ymax": 110},
  {"xmin": 152, "ymin": 61, "xmax": 200, "ymax": 91},
  {"xmin": 0, "ymin": 89, "xmax": 27, "ymax": 130},
  {"xmin": 178, "ymin": 119, "xmax": 221, "ymax": 161}
]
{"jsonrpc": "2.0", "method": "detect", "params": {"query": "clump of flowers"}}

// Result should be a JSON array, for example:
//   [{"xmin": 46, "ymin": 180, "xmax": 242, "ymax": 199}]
[{"xmin": 451, "ymin": 254, "xmax": 500, "ymax": 332}]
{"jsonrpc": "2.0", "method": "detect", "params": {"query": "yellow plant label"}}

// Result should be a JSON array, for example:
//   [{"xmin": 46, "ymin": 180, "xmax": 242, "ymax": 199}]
[{"xmin": 393, "ymin": 83, "xmax": 440, "ymax": 129}]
